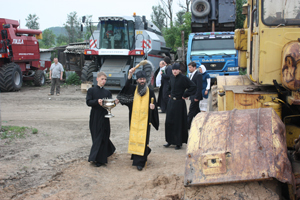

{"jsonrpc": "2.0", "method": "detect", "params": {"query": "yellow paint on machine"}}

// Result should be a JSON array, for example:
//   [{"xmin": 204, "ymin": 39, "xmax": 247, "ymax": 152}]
[
  {"xmin": 284, "ymin": 116, "xmax": 300, "ymax": 148},
  {"xmin": 217, "ymin": 75, "xmax": 252, "ymax": 111}
]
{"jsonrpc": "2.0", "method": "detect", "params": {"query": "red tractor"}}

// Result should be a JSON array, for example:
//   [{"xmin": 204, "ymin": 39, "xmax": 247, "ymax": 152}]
[{"xmin": 0, "ymin": 18, "xmax": 51, "ymax": 92}]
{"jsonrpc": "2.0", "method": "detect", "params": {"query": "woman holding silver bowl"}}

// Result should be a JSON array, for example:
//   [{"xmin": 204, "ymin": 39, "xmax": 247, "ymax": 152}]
[{"xmin": 86, "ymin": 71, "xmax": 119, "ymax": 167}]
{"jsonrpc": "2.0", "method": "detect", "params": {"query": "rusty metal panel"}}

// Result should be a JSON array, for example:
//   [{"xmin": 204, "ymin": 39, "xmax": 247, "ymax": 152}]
[
  {"xmin": 217, "ymin": 75, "xmax": 252, "ymax": 111},
  {"xmin": 185, "ymin": 108, "xmax": 293, "ymax": 186},
  {"xmin": 223, "ymin": 85, "xmax": 278, "ymax": 112}
]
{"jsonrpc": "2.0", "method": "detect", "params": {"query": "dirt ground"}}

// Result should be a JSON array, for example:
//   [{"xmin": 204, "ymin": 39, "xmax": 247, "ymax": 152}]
[
  {"xmin": 0, "ymin": 84, "xmax": 285, "ymax": 200},
  {"xmin": 0, "ymin": 84, "xmax": 186, "ymax": 200}
]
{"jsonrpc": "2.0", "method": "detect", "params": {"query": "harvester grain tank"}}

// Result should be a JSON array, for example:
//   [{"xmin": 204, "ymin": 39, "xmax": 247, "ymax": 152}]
[
  {"xmin": 81, "ymin": 13, "xmax": 171, "ymax": 90},
  {"xmin": 0, "ymin": 18, "xmax": 51, "ymax": 92},
  {"xmin": 185, "ymin": 0, "xmax": 300, "ymax": 199}
]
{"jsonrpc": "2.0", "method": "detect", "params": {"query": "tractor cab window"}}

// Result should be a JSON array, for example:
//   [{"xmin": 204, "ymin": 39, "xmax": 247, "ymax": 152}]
[
  {"xmin": 99, "ymin": 20, "xmax": 129, "ymax": 49},
  {"xmin": 128, "ymin": 21, "xmax": 135, "ymax": 50},
  {"xmin": 262, "ymin": 0, "xmax": 300, "ymax": 26}
]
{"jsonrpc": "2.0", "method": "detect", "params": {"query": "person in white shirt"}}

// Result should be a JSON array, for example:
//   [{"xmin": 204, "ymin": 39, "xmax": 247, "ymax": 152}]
[
  {"xmin": 156, "ymin": 60, "xmax": 168, "ymax": 113},
  {"xmin": 198, "ymin": 65, "xmax": 211, "ymax": 112},
  {"xmin": 48, "ymin": 58, "xmax": 64, "ymax": 96}
]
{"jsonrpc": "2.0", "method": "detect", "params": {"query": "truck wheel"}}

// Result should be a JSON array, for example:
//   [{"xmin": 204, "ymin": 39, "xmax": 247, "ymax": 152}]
[
  {"xmin": 81, "ymin": 61, "xmax": 97, "ymax": 82},
  {"xmin": 191, "ymin": 0, "xmax": 211, "ymax": 18},
  {"xmin": 0, "ymin": 62, "xmax": 22, "ymax": 92},
  {"xmin": 34, "ymin": 70, "xmax": 45, "ymax": 86}
]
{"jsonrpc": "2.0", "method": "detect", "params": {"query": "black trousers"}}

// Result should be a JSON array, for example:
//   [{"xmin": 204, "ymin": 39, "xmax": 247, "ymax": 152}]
[{"xmin": 187, "ymin": 100, "xmax": 200, "ymax": 130}]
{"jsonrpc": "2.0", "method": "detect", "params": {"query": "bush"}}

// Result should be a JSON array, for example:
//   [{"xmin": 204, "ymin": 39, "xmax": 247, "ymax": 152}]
[
  {"xmin": 32, "ymin": 128, "xmax": 38, "ymax": 134},
  {"xmin": 66, "ymin": 72, "xmax": 81, "ymax": 85}
]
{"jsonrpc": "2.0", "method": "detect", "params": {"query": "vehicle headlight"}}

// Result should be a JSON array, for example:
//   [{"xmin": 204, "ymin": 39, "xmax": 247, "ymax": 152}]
[{"xmin": 227, "ymin": 67, "xmax": 239, "ymax": 72}]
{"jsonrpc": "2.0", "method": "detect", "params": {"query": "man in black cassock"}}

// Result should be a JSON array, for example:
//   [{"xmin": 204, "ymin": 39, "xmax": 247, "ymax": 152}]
[
  {"xmin": 164, "ymin": 63, "xmax": 196, "ymax": 150},
  {"xmin": 158, "ymin": 57, "xmax": 173, "ymax": 113},
  {"xmin": 117, "ymin": 68, "xmax": 159, "ymax": 171},
  {"xmin": 86, "ymin": 72, "xmax": 116, "ymax": 167},
  {"xmin": 187, "ymin": 61, "xmax": 203, "ymax": 129}
]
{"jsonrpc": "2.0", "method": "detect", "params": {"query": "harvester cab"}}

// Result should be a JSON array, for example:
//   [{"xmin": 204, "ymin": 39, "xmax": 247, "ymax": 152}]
[{"xmin": 81, "ymin": 14, "xmax": 170, "ymax": 90}]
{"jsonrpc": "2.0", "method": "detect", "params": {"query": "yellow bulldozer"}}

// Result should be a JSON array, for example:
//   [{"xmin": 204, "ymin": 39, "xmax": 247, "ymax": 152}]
[{"xmin": 185, "ymin": 0, "xmax": 300, "ymax": 199}]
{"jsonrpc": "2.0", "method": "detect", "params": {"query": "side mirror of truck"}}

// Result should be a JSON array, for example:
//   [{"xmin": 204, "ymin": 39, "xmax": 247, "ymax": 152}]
[
  {"xmin": 82, "ymin": 16, "xmax": 86, "ymax": 23},
  {"xmin": 1, "ymin": 30, "xmax": 8, "ymax": 39}
]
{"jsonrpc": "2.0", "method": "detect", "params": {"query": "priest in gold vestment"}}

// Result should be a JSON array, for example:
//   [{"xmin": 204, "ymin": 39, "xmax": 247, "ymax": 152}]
[{"xmin": 117, "ymin": 68, "xmax": 159, "ymax": 171}]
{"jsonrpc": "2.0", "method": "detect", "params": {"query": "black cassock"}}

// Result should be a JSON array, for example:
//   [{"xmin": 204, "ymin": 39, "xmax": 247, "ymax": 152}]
[
  {"xmin": 119, "ymin": 78, "xmax": 159, "ymax": 167},
  {"xmin": 157, "ymin": 64, "xmax": 172, "ymax": 113},
  {"xmin": 187, "ymin": 71, "xmax": 203, "ymax": 129},
  {"xmin": 86, "ymin": 86, "xmax": 116, "ymax": 164},
  {"xmin": 165, "ymin": 73, "xmax": 196, "ymax": 146}
]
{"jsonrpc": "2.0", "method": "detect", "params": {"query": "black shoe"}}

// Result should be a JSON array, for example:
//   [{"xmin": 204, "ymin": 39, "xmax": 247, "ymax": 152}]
[
  {"xmin": 95, "ymin": 162, "xmax": 104, "ymax": 167},
  {"xmin": 163, "ymin": 143, "xmax": 171, "ymax": 148},
  {"xmin": 175, "ymin": 145, "xmax": 181, "ymax": 150},
  {"xmin": 137, "ymin": 166, "xmax": 143, "ymax": 171}
]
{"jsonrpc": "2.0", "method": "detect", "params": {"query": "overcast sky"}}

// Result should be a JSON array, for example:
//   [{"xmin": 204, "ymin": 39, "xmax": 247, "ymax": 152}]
[{"xmin": 1, "ymin": 0, "xmax": 183, "ymax": 31}]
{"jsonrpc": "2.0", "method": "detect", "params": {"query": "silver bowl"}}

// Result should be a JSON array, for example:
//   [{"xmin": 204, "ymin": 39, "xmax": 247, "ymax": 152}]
[{"xmin": 102, "ymin": 99, "xmax": 116, "ymax": 118}]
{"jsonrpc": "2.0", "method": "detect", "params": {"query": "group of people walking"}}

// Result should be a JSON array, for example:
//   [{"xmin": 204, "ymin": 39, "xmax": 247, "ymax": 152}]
[{"xmin": 86, "ymin": 56, "xmax": 211, "ymax": 171}]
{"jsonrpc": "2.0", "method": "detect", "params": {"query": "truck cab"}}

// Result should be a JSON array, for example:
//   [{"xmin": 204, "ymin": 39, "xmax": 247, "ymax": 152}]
[{"xmin": 186, "ymin": 31, "xmax": 239, "ymax": 79}]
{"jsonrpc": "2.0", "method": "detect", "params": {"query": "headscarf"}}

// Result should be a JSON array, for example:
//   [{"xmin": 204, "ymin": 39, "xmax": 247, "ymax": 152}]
[{"xmin": 199, "ymin": 65, "xmax": 206, "ymax": 74}]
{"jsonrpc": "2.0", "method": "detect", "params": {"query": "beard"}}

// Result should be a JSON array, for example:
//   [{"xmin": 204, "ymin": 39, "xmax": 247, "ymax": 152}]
[{"xmin": 137, "ymin": 82, "xmax": 147, "ymax": 96}]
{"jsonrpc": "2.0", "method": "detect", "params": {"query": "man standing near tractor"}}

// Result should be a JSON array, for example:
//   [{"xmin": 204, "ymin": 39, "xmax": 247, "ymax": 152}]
[{"xmin": 48, "ymin": 58, "xmax": 64, "ymax": 96}]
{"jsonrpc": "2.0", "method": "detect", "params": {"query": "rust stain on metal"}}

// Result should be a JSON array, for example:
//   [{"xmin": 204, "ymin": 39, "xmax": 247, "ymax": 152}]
[{"xmin": 185, "ymin": 108, "xmax": 293, "ymax": 186}]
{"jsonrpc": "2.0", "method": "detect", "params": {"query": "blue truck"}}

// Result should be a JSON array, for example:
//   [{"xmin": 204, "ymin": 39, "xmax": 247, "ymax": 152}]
[
  {"xmin": 187, "ymin": 0, "xmax": 238, "ymax": 79},
  {"xmin": 186, "ymin": 31, "xmax": 239, "ymax": 79}
]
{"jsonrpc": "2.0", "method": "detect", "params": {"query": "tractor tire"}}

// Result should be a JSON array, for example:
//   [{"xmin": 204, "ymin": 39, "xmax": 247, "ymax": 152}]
[
  {"xmin": 34, "ymin": 70, "xmax": 45, "ymax": 86},
  {"xmin": 191, "ymin": 0, "xmax": 211, "ymax": 18},
  {"xmin": 81, "ymin": 65, "xmax": 89, "ymax": 82},
  {"xmin": 0, "ymin": 62, "xmax": 23, "ymax": 92},
  {"xmin": 143, "ymin": 63, "xmax": 154, "ymax": 89},
  {"xmin": 81, "ymin": 61, "xmax": 97, "ymax": 82}
]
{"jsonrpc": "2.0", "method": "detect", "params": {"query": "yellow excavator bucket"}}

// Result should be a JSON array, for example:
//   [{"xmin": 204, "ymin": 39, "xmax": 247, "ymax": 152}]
[{"xmin": 185, "ymin": 108, "xmax": 293, "ymax": 186}]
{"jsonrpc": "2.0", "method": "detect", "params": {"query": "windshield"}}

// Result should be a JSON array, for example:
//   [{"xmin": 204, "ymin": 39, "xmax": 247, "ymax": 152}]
[
  {"xmin": 99, "ymin": 20, "xmax": 129, "ymax": 49},
  {"xmin": 191, "ymin": 39, "xmax": 236, "ymax": 56},
  {"xmin": 262, "ymin": 0, "xmax": 300, "ymax": 25}
]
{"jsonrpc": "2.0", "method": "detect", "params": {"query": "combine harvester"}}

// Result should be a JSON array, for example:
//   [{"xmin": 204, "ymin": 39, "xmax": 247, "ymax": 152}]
[
  {"xmin": 81, "ymin": 13, "xmax": 171, "ymax": 90},
  {"xmin": 0, "ymin": 18, "xmax": 51, "ymax": 92}
]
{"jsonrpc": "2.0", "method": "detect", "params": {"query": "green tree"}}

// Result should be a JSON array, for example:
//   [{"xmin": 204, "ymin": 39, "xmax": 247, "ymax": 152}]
[
  {"xmin": 163, "ymin": 12, "xmax": 191, "ymax": 51},
  {"xmin": 236, "ymin": 0, "xmax": 247, "ymax": 28},
  {"xmin": 160, "ymin": 0, "xmax": 174, "ymax": 27},
  {"xmin": 151, "ymin": 5, "xmax": 166, "ymax": 30},
  {"xmin": 64, "ymin": 12, "xmax": 82, "ymax": 43},
  {"xmin": 56, "ymin": 34, "xmax": 68, "ymax": 46},
  {"xmin": 25, "ymin": 14, "xmax": 39, "ymax": 30},
  {"xmin": 175, "ymin": 10, "xmax": 185, "ymax": 25},
  {"xmin": 39, "ymin": 29, "xmax": 56, "ymax": 48}
]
